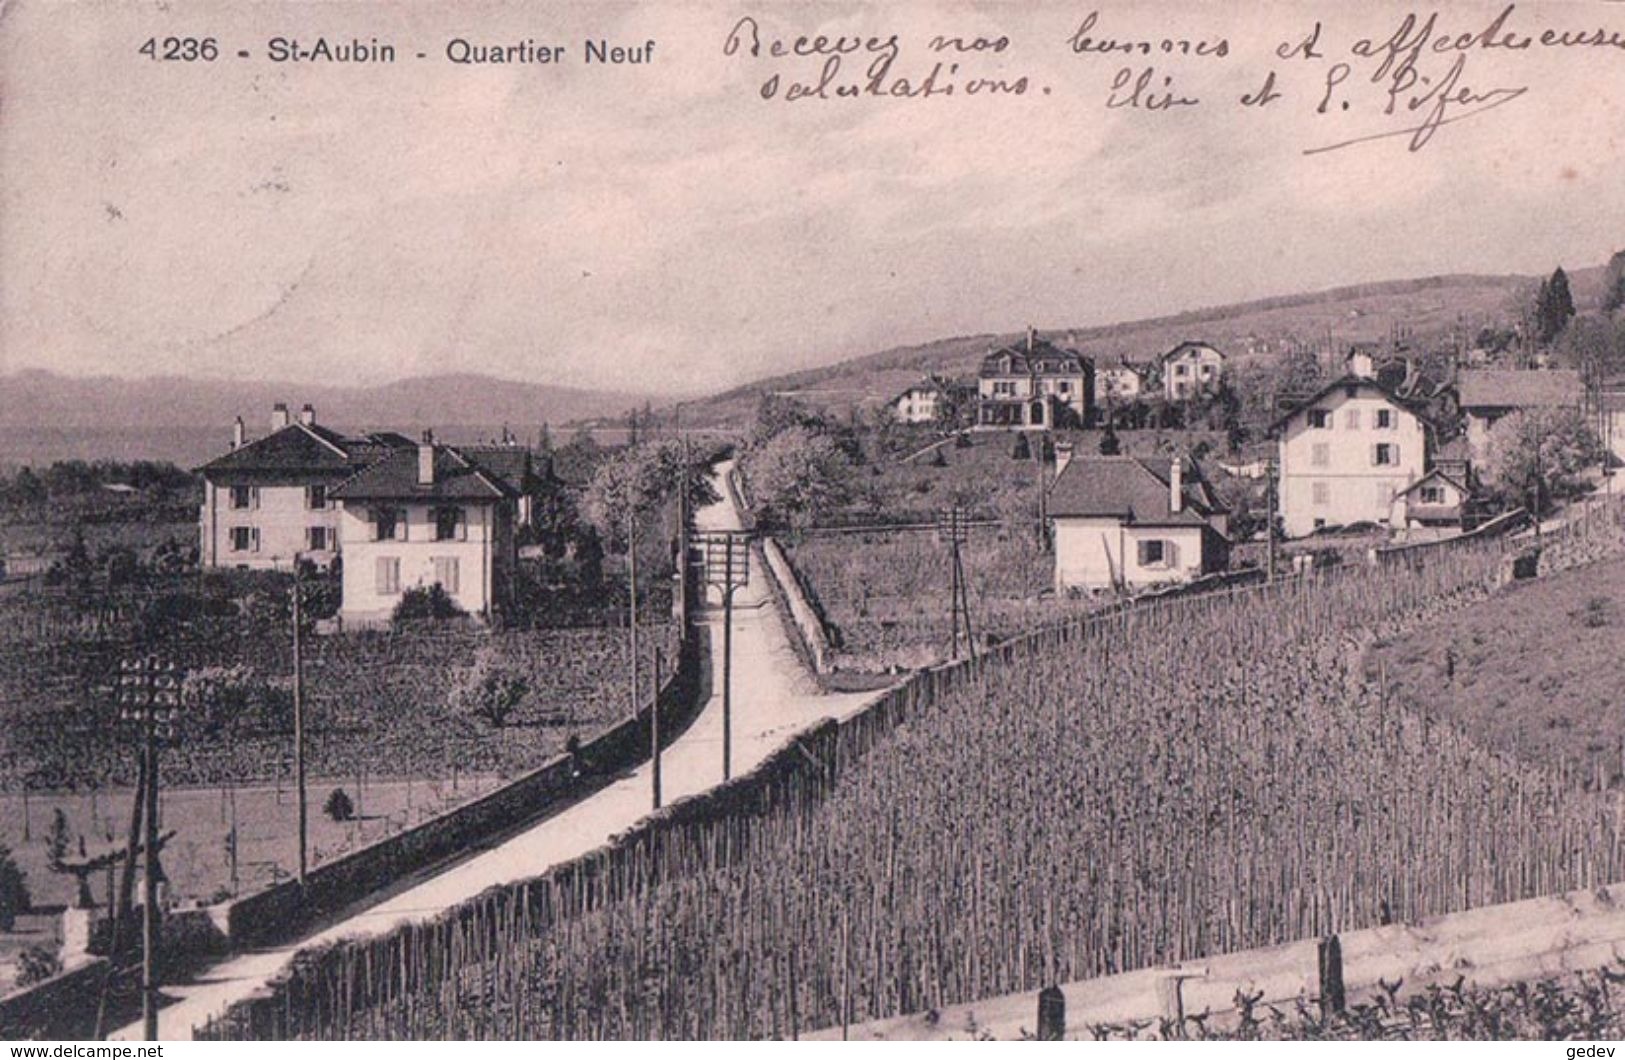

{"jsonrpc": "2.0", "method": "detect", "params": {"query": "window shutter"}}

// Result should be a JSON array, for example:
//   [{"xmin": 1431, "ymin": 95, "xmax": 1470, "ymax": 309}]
[
  {"xmin": 1136, "ymin": 540, "xmax": 1153, "ymax": 566},
  {"xmin": 1165, "ymin": 540, "xmax": 1179, "ymax": 568},
  {"xmin": 1392, "ymin": 444, "xmax": 1401, "ymax": 464},
  {"xmin": 251, "ymin": 528, "xmax": 261, "ymax": 552},
  {"xmin": 1370, "ymin": 445, "xmax": 1379, "ymax": 467}
]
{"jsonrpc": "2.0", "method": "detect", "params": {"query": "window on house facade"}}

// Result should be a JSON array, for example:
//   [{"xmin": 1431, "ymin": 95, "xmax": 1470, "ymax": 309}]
[
  {"xmin": 306, "ymin": 484, "xmax": 328, "ymax": 510},
  {"xmin": 432, "ymin": 556, "xmax": 461, "ymax": 594},
  {"xmin": 1137, "ymin": 539, "xmax": 1175, "ymax": 568},
  {"xmin": 1345, "ymin": 409, "xmax": 1361, "ymax": 429},
  {"xmin": 1313, "ymin": 518, "xmax": 1327, "ymax": 531},
  {"xmin": 1308, "ymin": 409, "xmax": 1331, "ymax": 429},
  {"xmin": 307, "ymin": 526, "xmax": 332, "ymax": 551},
  {"xmin": 1311, "ymin": 443, "xmax": 1330, "ymax": 467},
  {"xmin": 375, "ymin": 556, "xmax": 401, "ymax": 595},
  {"xmin": 1373, "ymin": 443, "xmax": 1399, "ymax": 466},
  {"xmin": 1312, "ymin": 482, "xmax": 1330, "ymax": 506},
  {"xmin": 1376, "ymin": 409, "xmax": 1395, "ymax": 429},
  {"xmin": 1419, "ymin": 485, "xmax": 1446, "ymax": 504},
  {"xmin": 229, "ymin": 485, "xmax": 257, "ymax": 510},
  {"xmin": 1175, "ymin": 364, "xmax": 1189, "ymax": 377},
  {"xmin": 374, "ymin": 506, "xmax": 403, "ymax": 541},
  {"xmin": 230, "ymin": 527, "xmax": 259, "ymax": 552},
  {"xmin": 434, "ymin": 506, "xmax": 466, "ymax": 542}
]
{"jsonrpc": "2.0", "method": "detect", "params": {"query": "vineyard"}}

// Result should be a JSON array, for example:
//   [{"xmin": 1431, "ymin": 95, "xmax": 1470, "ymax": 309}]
[
  {"xmin": 0, "ymin": 614, "xmax": 675, "ymax": 792},
  {"xmin": 1091, "ymin": 964, "xmax": 1625, "ymax": 1041},
  {"xmin": 198, "ymin": 500, "xmax": 1625, "ymax": 1040}
]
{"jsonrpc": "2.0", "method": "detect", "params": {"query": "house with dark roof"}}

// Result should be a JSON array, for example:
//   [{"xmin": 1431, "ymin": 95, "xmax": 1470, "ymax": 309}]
[
  {"xmin": 1392, "ymin": 469, "xmax": 1474, "ymax": 538},
  {"xmin": 195, "ymin": 403, "xmax": 411, "ymax": 570},
  {"xmin": 329, "ymin": 433, "xmax": 529, "ymax": 625},
  {"xmin": 976, "ymin": 328, "xmax": 1093, "ymax": 429},
  {"xmin": 1457, "ymin": 368, "xmax": 1583, "ymax": 464},
  {"xmin": 1270, "ymin": 375, "xmax": 1430, "ymax": 538},
  {"xmin": 1160, "ymin": 341, "xmax": 1226, "ymax": 401},
  {"xmin": 1046, "ymin": 449, "xmax": 1230, "ymax": 592}
]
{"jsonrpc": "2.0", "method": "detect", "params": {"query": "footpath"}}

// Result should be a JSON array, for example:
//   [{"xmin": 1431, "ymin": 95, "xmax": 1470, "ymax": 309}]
[{"xmin": 112, "ymin": 460, "xmax": 880, "ymax": 1040}]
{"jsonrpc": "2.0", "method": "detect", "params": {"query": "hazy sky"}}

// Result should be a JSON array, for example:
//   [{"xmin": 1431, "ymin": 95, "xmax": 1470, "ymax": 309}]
[{"xmin": 3, "ymin": 0, "xmax": 1624, "ymax": 395}]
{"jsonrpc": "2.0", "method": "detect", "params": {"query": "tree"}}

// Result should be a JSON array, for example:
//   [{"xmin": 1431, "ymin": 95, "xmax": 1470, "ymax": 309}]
[
  {"xmin": 1555, "ymin": 313, "xmax": 1625, "ymax": 388},
  {"xmin": 1603, "ymin": 250, "xmax": 1625, "ymax": 315},
  {"xmin": 1010, "ymin": 433, "xmax": 1032, "ymax": 460},
  {"xmin": 0, "ymin": 843, "xmax": 30, "ymax": 930},
  {"xmin": 580, "ymin": 440, "xmax": 715, "ymax": 552},
  {"xmin": 1534, "ymin": 267, "xmax": 1577, "ymax": 346},
  {"xmin": 1099, "ymin": 423, "xmax": 1122, "ymax": 456},
  {"xmin": 323, "ymin": 788, "xmax": 355, "ymax": 823},
  {"xmin": 743, "ymin": 425, "xmax": 854, "ymax": 529},
  {"xmin": 448, "ymin": 647, "xmax": 529, "ymax": 728},
  {"xmin": 1482, "ymin": 407, "xmax": 1605, "ymax": 515},
  {"xmin": 45, "ymin": 809, "xmax": 70, "ymax": 872}
]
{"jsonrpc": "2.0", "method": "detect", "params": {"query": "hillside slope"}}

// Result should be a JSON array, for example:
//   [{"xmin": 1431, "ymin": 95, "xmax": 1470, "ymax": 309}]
[{"xmin": 683, "ymin": 266, "xmax": 1606, "ymax": 426}]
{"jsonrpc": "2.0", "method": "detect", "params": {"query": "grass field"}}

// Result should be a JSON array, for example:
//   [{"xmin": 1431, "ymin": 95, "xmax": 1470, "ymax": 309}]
[{"xmin": 1369, "ymin": 554, "xmax": 1625, "ymax": 788}]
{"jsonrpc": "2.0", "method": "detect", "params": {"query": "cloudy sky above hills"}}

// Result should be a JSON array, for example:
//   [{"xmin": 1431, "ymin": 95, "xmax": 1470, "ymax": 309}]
[{"xmin": 3, "ymin": 0, "xmax": 1623, "ymax": 393}]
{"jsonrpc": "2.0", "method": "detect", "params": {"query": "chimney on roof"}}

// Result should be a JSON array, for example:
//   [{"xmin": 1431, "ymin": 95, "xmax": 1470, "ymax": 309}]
[
  {"xmin": 1169, "ymin": 456, "xmax": 1185, "ymax": 514},
  {"xmin": 1053, "ymin": 440, "xmax": 1074, "ymax": 482},
  {"xmin": 231, "ymin": 416, "xmax": 245, "ymax": 451},
  {"xmin": 1027, "ymin": 326, "xmax": 1036, "ymax": 354},
  {"xmin": 418, "ymin": 430, "xmax": 436, "ymax": 486},
  {"xmin": 299, "ymin": 403, "xmax": 315, "ymax": 427},
  {"xmin": 271, "ymin": 403, "xmax": 290, "ymax": 430}
]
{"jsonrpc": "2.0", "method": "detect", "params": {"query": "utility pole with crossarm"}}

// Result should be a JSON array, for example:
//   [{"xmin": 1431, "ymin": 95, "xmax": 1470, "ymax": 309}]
[{"xmin": 698, "ymin": 531, "xmax": 750, "ymax": 780}]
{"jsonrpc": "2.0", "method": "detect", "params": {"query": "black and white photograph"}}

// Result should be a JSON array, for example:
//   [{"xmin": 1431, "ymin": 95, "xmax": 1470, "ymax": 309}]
[{"xmin": 2, "ymin": 0, "xmax": 1625, "ymax": 1045}]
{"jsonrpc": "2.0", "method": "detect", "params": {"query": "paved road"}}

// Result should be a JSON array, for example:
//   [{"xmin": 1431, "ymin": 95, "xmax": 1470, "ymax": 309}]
[{"xmin": 114, "ymin": 460, "xmax": 881, "ymax": 1039}]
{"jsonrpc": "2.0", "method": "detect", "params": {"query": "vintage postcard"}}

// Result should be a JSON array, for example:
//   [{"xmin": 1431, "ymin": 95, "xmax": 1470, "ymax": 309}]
[{"xmin": 2, "ymin": 0, "xmax": 1624, "ymax": 1045}]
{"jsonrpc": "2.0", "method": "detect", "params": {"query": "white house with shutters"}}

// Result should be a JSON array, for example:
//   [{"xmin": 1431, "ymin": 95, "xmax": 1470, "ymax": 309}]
[
  {"xmin": 1271, "ymin": 375, "xmax": 1429, "ymax": 538},
  {"xmin": 330, "ymin": 434, "xmax": 528, "ymax": 626},
  {"xmin": 195, "ymin": 403, "xmax": 411, "ymax": 570},
  {"xmin": 1047, "ymin": 450, "xmax": 1230, "ymax": 593}
]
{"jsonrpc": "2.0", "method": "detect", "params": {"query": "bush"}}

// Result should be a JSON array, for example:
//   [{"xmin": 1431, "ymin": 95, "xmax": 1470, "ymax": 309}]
[
  {"xmin": 16, "ymin": 944, "xmax": 60, "ymax": 986},
  {"xmin": 392, "ymin": 584, "xmax": 465, "ymax": 625},
  {"xmin": 324, "ymin": 788, "xmax": 355, "ymax": 823},
  {"xmin": 448, "ymin": 647, "xmax": 529, "ymax": 728},
  {"xmin": 1011, "ymin": 433, "xmax": 1031, "ymax": 460},
  {"xmin": 0, "ymin": 843, "xmax": 31, "ymax": 930}
]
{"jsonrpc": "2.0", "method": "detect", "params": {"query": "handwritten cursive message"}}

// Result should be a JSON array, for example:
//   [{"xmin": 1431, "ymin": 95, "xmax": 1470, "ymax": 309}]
[{"xmin": 720, "ymin": 5, "xmax": 1625, "ymax": 156}]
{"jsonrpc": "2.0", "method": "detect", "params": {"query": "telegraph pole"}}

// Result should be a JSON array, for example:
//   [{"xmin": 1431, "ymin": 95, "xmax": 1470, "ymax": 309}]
[
  {"xmin": 651, "ymin": 648, "xmax": 663, "ymax": 810},
  {"xmin": 291, "ymin": 570, "xmax": 307, "ymax": 886},
  {"xmin": 722, "ymin": 541, "xmax": 733, "ymax": 779},
  {"xmin": 700, "ymin": 532, "xmax": 749, "ymax": 781},
  {"xmin": 117, "ymin": 655, "xmax": 184, "ymax": 1042},
  {"xmin": 1266, "ymin": 457, "xmax": 1278, "ymax": 584},
  {"xmin": 942, "ymin": 507, "xmax": 975, "ymax": 661},
  {"xmin": 627, "ymin": 503, "xmax": 640, "ymax": 720}
]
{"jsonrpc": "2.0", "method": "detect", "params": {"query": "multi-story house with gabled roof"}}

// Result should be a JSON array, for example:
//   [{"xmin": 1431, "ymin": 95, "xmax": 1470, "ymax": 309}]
[
  {"xmin": 975, "ymin": 328, "xmax": 1093, "ymax": 429},
  {"xmin": 196, "ymin": 403, "xmax": 411, "ymax": 570}
]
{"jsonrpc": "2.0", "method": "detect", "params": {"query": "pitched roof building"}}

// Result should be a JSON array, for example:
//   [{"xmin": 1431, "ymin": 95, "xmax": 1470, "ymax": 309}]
[
  {"xmin": 1047, "ymin": 452, "xmax": 1230, "ymax": 592},
  {"xmin": 976, "ymin": 328, "xmax": 1093, "ymax": 429},
  {"xmin": 195, "ymin": 404, "xmax": 413, "ymax": 570},
  {"xmin": 330, "ymin": 435, "xmax": 530, "ymax": 626}
]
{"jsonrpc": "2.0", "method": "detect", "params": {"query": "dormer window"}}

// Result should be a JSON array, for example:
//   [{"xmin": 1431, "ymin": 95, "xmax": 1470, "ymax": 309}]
[
  {"xmin": 1308, "ymin": 409, "xmax": 1332, "ymax": 429},
  {"xmin": 374, "ymin": 506, "xmax": 403, "ymax": 541}
]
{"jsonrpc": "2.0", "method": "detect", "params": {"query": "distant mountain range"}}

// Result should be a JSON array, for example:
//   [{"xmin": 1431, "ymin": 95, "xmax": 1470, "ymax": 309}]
[{"xmin": 0, "ymin": 370, "xmax": 648, "ymax": 435}]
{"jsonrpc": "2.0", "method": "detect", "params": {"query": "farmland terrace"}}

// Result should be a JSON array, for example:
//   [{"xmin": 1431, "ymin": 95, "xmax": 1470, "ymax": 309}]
[
  {"xmin": 0, "ymin": 595, "xmax": 674, "ymax": 906},
  {"xmin": 198, "ymin": 500, "xmax": 1625, "ymax": 1040}
]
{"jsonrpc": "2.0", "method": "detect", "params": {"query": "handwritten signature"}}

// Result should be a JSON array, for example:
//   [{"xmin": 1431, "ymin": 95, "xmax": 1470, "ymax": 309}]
[{"xmin": 1305, "ymin": 53, "xmax": 1526, "ymax": 156}]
